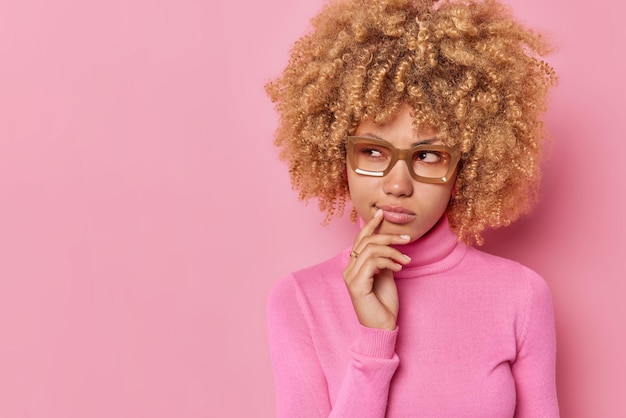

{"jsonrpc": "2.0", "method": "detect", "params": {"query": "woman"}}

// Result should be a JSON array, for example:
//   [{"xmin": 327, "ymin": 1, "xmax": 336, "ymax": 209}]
[{"xmin": 265, "ymin": 0, "xmax": 559, "ymax": 416}]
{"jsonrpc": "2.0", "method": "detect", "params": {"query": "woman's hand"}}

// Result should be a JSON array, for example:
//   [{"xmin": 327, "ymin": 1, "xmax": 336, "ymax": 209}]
[{"xmin": 342, "ymin": 209, "xmax": 411, "ymax": 330}]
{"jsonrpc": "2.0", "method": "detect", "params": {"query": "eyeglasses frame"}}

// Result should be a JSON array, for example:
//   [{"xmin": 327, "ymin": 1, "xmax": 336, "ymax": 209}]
[{"xmin": 345, "ymin": 136, "xmax": 461, "ymax": 184}]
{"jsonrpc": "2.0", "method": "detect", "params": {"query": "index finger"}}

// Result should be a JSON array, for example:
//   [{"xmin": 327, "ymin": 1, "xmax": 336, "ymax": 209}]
[{"xmin": 354, "ymin": 208, "xmax": 384, "ymax": 243}]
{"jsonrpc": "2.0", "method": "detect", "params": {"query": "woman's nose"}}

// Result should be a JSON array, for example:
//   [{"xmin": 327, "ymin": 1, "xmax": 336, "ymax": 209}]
[{"xmin": 382, "ymin": 160, "xmax": 414, "ymax": 197}]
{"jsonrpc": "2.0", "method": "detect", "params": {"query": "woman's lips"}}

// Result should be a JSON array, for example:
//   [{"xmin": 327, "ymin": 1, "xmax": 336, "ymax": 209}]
[{"xmin": 378, "ymin": 206, "xmax": 416, "ymax": 225}]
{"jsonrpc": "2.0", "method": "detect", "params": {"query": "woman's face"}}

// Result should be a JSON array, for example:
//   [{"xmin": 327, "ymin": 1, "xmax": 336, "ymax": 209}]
[{"xmin": 347, "ymin": 105, "xmax": 456, "ymax": 242}]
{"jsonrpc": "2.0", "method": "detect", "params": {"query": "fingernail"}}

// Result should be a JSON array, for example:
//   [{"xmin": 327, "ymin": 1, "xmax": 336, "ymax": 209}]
[
  {"xmin": 399, "ymin": 235, "xmax": 410, "ymax": 240},
  {"xmin": 403, "ymin": 254, "xmax": 411, "ymax": 261},
  {"xmin": 375, "ymin": 209, "xmax": 383, "ymax": 217}
]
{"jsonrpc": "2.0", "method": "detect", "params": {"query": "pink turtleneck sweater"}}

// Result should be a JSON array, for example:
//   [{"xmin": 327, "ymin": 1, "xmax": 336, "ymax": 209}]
[{"xmin": 267, "ymin": 216, "xmax": 558, "ymax": 417}]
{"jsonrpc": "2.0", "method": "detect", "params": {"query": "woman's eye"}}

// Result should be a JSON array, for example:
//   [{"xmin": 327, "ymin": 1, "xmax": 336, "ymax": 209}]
[
  {"xmin": 416, "ymin": 151, "xmax": 442, "ymax": 163},
  {"xmin": 362, "ymin": 148, "xmax": 385, "ymax": 158}
]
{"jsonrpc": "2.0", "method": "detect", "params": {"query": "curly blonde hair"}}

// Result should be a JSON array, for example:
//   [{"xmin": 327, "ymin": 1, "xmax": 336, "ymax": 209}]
[{"xmin": 265, "ymin": 0, "xmax": 557, "ymax": 245}]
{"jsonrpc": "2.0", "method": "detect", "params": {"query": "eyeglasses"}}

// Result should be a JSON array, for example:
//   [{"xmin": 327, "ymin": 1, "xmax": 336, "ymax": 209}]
[{"xmin": 345, "ymin": 136, "xmax": 461, "ymax": 184}]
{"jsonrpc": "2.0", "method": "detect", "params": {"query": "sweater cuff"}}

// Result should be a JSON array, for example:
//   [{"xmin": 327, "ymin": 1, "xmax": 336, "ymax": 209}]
[{"xmin": 351, "ymin": 324, "xmax": 398, "ymax": 359}]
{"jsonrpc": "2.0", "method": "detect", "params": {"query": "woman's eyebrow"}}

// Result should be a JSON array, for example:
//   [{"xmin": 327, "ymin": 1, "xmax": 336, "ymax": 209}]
[
  {"xmin": 360, "ymin": 132, "xmax": 439, "ymax": 147},
  {"xmin": 411, "ymin": 138, "xmax": 438, "ymax": 146},
  {"xmin": 359, "ymin": 132, "xmax": 386, "ymax": 141}
]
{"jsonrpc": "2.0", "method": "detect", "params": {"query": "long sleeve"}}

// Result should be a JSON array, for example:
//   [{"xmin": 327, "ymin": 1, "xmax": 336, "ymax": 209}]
[
  {"xmin": 511, "ymin": 267, "xmax": 560, "ymax": 417},
  {"xmin": 267, "ymin": 276, "xmax": 400, "ymax": 418}
]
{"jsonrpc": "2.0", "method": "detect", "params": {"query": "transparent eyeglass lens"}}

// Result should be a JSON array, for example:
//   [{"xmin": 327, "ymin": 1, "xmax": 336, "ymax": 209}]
[{"xmin": 353, "ymin": 142, "xmax": 452, "ymax": 179}]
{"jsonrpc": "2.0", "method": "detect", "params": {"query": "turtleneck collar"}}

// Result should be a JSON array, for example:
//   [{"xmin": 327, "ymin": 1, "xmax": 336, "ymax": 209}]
[{"xmin": 390, "ymin": 215, "xmax": 465, "ymax": 278}]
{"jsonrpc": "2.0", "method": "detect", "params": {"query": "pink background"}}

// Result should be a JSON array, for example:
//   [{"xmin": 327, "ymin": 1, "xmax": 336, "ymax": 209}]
[{"xmin": 0, "ymin": 0, "xmax": 624, "ymax": 416}]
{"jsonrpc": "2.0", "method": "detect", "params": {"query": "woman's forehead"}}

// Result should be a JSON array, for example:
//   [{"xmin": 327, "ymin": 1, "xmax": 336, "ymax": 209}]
[{"xmin": 354, "ymin": 105, "xmax": 439, "ymax": 143}]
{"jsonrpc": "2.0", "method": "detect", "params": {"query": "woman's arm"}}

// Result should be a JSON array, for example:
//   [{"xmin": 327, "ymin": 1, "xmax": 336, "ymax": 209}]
[
  {"xmin": 512, "ymin": 268, "xmax": 559, "ymax": 417},
  {"xmin": 267, "ymin": 211, "xmax": 412, "ymax": 417},
  {"xmin": 267, "ymin": 277, "xmax": 399, "ymax": 418}
]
